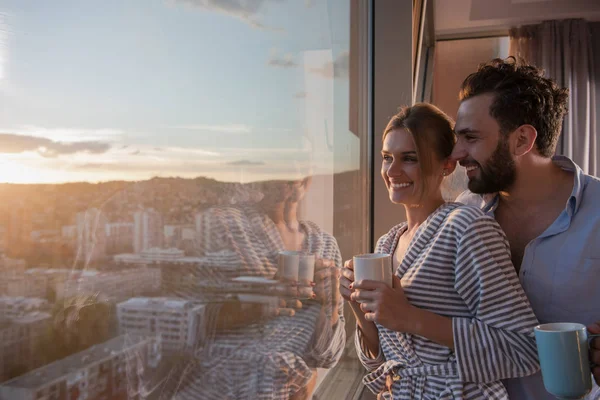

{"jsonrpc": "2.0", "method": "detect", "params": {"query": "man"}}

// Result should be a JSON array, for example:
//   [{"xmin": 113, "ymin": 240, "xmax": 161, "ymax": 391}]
[{"xmin": 452, "ymin": 57, "xmax": 600, "ymax": 399}]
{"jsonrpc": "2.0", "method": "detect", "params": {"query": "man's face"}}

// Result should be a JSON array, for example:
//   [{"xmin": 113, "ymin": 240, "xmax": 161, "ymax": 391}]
[{"xmin": 452, "ymin": 94, "xmax": 517, "ymax": 194}]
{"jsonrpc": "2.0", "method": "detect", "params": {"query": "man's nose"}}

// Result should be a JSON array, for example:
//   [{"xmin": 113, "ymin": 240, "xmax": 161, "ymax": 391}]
[{"xmin": 450, "ymin": 142, "xmax": 467, "ymax": 162}]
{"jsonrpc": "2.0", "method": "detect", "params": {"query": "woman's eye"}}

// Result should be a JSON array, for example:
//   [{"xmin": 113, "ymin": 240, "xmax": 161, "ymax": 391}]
[
  {"xmin": 382, "ymin": 155, "xmax": 393, "ymax": 162},
  {"xmin": 404, "ymin": 157, "xmax": 417, "ymax": 163}
]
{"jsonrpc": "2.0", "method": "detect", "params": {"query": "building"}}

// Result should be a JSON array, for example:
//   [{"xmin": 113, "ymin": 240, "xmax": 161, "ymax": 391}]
[
  {"xmin": 57, "ymin": 267, "xmax": 161, "ymax": 302},
  {"xmin": 76, "ymin": 209, "xmax": 108, "ymax": 264},
  {"xmin": 117, "ymin": 297, "xmax": 206, "ymax": 353},
  {"xmin": 6, "ymin": 206, "xmax": 33, "ymax": 257},
  {"xmin": 0, "ymin": 297, "xmax": 49, "ymax": 319},
  {"xmin": 0, "ymin": 335, "xmax": 161, "ymax": 400},
  {"xmin": 133, "ymin": 209, "xmax": 163, "ymax": 254},
  {"xmin": 105, "ymin": 222, "xmax": 134, "ymax": 254},
  {"xmin": 113, "ymin": 248, "xmax": 238, "ymax": 296},
  {"xmin": 0, "ymin": 256, "xmax": 26, "ymax": 277},
  {"xmin": 0, "ymin": 275, "xmax": 48, "ymax": 299},
  {"xmin": 0, "ymin": 312, "xmax": 51, "ymax": 383}
]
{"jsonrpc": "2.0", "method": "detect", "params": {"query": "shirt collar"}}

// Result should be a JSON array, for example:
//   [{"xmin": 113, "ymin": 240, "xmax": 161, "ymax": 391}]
[{"xmin": 481, "ymin": 155, "xmax": 585, "ymax": 217}]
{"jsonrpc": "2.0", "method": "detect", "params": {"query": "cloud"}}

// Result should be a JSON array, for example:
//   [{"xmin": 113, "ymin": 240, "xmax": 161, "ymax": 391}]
[
  {"xmin": 0, "ymin": 133, "xmax": 111, "ymax": 158},
  {"xmin": 171, "ymin": 124, "xmax": 252, "ymax": 134},
  {"xmin": 227, "ymin": 160, "xmax": 266, "ymax": 166},
  {"xmin": 267, "ymin": 49, "xmax": 298, "ymax": 68},
  {"xmin": 294, "ymin": 91, "xmax": 307, "ymax": 99},
  {"xmin": 129, "ymin": 149, "xmax": 141, "ymax": 155},
  {"xmin": 310, "ymin": 51, "xmax": 350, "ymax": 79},
  {"xmin": 167, "ymin": 0, "xmax": 284, "ymax": 30}
]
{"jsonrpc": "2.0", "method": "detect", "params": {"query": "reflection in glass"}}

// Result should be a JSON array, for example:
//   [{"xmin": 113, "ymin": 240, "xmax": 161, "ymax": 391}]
[{"xmin": 0, "ymin": 0, "xmax": 368, "ymax": 399}]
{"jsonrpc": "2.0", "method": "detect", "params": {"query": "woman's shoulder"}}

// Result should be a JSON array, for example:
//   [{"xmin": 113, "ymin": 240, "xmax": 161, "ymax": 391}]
[
  {"xmin": 439, "ymin": 202, "xmax": 504, "ymax": 239},
  {"xmin": 376, "ymin": 222, "xmax": 407, "ymax": 253},
  {"xmin": 433, "ymin": 202, "xmax": 499, "ymax": 235}
]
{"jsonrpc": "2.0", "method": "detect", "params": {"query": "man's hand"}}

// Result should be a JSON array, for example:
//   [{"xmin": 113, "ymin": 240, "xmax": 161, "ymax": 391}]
[{"xmin": 587, "ymin": 321, "xmax": 600, "ymax": 385}]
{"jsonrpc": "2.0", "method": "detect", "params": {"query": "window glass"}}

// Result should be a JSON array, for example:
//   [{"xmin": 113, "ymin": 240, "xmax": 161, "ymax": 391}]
[{"xmin": 0, "ymin": 0, "xmax": 369, "ymax": 398}]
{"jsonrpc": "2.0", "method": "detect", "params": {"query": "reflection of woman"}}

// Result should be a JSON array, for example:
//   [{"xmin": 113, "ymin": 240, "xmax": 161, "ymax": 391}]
[
  {"xmin": 340, "ymin": 104, "xmax": 539, "ymax": 399},
  {"xmin": 171, "ymin": 178, "xmax": 345, "ymax": 400}
]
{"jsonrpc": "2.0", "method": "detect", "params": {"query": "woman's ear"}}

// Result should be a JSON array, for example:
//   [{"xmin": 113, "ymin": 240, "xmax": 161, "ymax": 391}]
[{"xmin": 442, "ymin": 158, "xmax": 457, "ymax": 176}]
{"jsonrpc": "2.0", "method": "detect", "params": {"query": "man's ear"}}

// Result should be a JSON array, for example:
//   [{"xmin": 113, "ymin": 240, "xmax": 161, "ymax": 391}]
[{"xmin": 513, "ymin": 125, "xmax": 537, "ymax": 156}]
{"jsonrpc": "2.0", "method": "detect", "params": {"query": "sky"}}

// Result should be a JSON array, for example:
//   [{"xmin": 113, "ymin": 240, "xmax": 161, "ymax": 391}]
[{"xmin": 0, "ymin": 0, "xmax": 359, "ymax": 183}]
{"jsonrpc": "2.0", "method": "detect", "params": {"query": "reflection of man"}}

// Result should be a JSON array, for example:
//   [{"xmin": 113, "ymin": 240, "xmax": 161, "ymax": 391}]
[
  {"xmin": 168, "ymin": 178, "xmax": 344, "ymax": 400},
  {"xmin": 452, "ymin": 57, "xmax": 600, "ymax": 399}
]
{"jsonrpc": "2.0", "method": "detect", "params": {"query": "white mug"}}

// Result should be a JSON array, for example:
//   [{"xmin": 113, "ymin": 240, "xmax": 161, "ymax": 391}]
[
  {"xmin": 297, "ymin": 253, "xmax": 315, "ymax": 298},
  {"xmin": 353, "ymin": 253, "xmax": 393, "ymax": 288},
  {"xmin": 278, "ymin": 251, "xmax": 300, "ymax": 281}
]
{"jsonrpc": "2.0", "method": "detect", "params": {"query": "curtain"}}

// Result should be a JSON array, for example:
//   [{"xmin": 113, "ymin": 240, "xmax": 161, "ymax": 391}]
[{"xmin": 509, "ymin": 19, "xmax": 598, "ymax": 176}]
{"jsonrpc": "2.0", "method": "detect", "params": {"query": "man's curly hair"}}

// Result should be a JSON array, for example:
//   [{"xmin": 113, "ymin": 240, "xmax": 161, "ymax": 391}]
[{"xmin": 459, "ymin": 57, "xmax": 569, "ymax": 157}]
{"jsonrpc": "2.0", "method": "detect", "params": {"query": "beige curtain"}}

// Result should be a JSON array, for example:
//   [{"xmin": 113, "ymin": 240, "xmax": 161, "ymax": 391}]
[
  {"xmin": 509, "ymin": 25, "xmax": 540, "ymax": 66},
  {"xmin": 509, "ymin": 19, "xmax": 598, "ymax": 175}
]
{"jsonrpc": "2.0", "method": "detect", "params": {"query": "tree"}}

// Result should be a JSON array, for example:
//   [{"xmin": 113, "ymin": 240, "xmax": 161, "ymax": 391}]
[{"xmin": 37, "ymin": 293, "xmax": 113, "ymax": 364}]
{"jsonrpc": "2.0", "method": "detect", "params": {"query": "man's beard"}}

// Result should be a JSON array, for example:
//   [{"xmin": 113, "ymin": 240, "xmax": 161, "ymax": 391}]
[{"xmin": 468, "ymin": 137, "xmax": 517, "ymax": 194}]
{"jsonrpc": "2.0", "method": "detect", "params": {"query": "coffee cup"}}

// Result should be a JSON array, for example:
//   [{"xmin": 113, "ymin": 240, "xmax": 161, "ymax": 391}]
[
  {"xmin": 534, "ymin": 322, "xmax": 600, "ymax": 399},
  {"xmin": 278, "ymin": 251, "xmax": 300, "ymax": 282},
  {"xmin": 353, "ymin": 253, "xmax": 393, "ymax": 290},
  {"xmin": 297, "ymin": 253, "xmax": 315, "ymax": 298}
]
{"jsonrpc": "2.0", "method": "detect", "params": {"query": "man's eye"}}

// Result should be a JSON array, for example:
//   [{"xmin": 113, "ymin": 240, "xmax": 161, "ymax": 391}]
[{"xmin": 465, "ymin": 135, "xmax": 477, "ymax": 142}]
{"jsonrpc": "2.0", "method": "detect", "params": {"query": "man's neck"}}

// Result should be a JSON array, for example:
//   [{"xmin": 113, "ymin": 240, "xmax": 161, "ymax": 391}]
[{"xmin": 498, "ymin": 157, "xmax": 571, "ymax": 211}]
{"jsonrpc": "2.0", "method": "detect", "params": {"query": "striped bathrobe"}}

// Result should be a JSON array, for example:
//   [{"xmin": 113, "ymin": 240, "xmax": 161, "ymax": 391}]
[
  {"xmin": 356, "ymin": 203, "xmax": 540, "ymax": 400},
  {"xmin": 161, "ymin": 205, "xmax": 346, "ymax": 400}
]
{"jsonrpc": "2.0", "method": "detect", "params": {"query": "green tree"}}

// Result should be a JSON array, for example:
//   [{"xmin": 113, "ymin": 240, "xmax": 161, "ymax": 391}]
[{"xmin": 37, "ymin": 293, "xmax": 113, "ymax": 364}]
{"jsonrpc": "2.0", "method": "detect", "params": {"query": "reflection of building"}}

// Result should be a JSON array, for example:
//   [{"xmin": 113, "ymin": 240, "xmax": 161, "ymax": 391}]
[
  {"xmin": 25, "ymin": 268, "xmax": 97, "ymax": 299},
  {"xmin": 0, "ymin": 297, "xmax": 49, "ymax": 319},
  {"xmin": 61, "ymin": 225, "xmax": 77, "ymax": 241},
  {"xmin": 0, "ymin": 256, "xmax": 26, "ymax": 277},
  {"xmin": 30, "ymin": 229, "xmax": 61, "ymax": 244},
  {"xmin": 6, "ymin": 206, "xmax": 33, "ymax": 256},
  {"xmin": 117, "ymin": 297, "xmax": 206, "ymax": 353},
  {"xmin": 76, "ymin": 209, "xmax": 108, "ymax": 263},
  {"xmin": 0, "ymin": 276, "xmax": 47, "ymax": 298},
  {"xmin": 114, "ymin": 248, "xmax": 190, "ymax": 264},
  {"xmin": 114, "ymin": 249, "xmax": 238, "ymax": 296},
  {"xmin": 0, "ymin": 335, "xmax": 161, "ymax": 400},
  {"xmin": 134, "ymin": 209, "xmax": 163, "ymax": 253},
  {"xmin": 163, "ymin": 224, "xmax": 194, "ymax": 249},
  {"xmin": 57, "ymin": 267, "xmax": 161, "ymax": 302},
  {"xmin": 105, "ymin": 222, "xmax": 134, "ymax": 254},
  {"xmin": 0, "ymin": 312, "xmax": 51, "ymax": 383}
]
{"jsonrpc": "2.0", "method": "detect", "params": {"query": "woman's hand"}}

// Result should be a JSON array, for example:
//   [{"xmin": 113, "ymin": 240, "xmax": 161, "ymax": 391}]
[
  {"xmin": 312, "ymin": 258, "xmax": 340, "ymax": 308},
  {"xmin": 350, "ymin": 275, "xmax": 414, "ymax": 332},
  {"xmin": 340, "ymin": 259, "xmax": 355, "ymax": 302}
]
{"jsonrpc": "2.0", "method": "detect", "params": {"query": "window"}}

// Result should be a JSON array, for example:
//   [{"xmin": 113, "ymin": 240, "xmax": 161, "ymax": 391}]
[{"xmin": 0, "ymin": 0, "xmax": 371, "ymax": 399}]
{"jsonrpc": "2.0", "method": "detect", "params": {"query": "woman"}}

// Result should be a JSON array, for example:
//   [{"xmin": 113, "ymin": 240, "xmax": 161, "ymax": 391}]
[
  {"xmin": 340, "ymin": 103, "xmax": 539, "ymax": 399},
  {"xmin": 163, "ymin": 178, "xmax": 345, "ymax": 400}
]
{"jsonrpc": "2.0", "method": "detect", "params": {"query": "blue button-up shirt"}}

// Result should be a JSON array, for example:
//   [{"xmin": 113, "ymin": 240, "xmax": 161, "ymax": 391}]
[{"xmin": 457, "ymin": 156, "xmax": 600, "ymax": 400}]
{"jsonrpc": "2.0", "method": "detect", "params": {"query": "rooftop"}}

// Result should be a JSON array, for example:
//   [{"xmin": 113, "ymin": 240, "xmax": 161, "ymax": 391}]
[
  {"xmin": 117, "ymin": 297, "xmax": 195, "ymax": 310},
  {"xmin": 2, "ymin": 335, "xmax": 154, "ymax": 389}
]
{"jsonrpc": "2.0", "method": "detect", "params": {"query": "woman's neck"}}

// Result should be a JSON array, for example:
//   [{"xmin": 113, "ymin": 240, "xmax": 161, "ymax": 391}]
[
  {"xmin": 404, "ymin": 193, "xmax": 445, "ymax": 231},
  {"xmin": 284, "ymin": 200, "xmax": 300, "ymax": 231}
]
